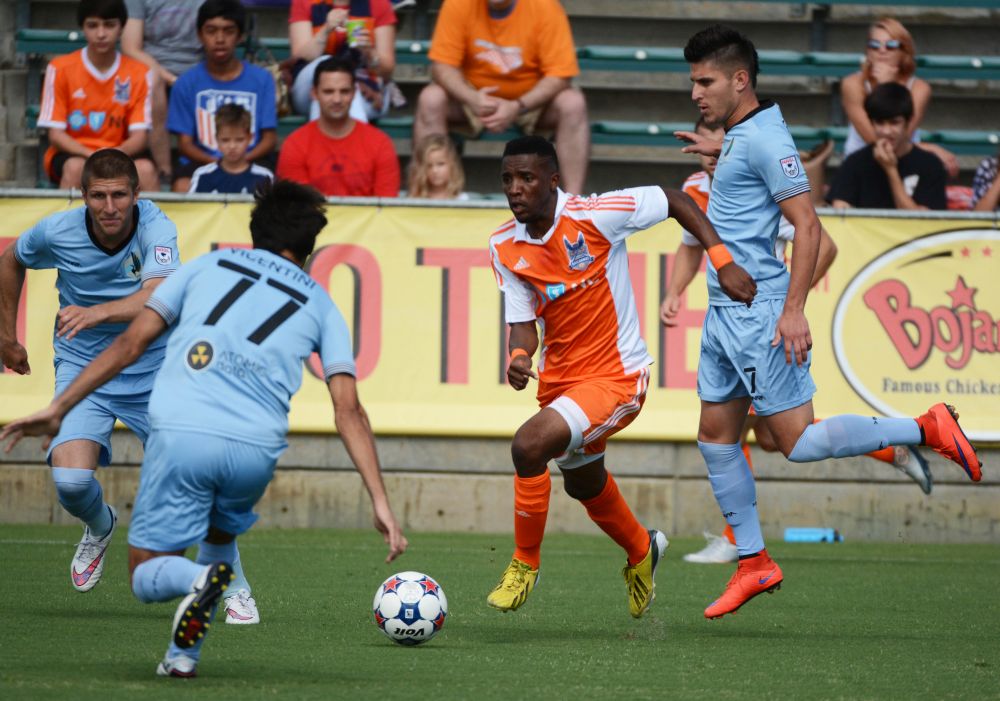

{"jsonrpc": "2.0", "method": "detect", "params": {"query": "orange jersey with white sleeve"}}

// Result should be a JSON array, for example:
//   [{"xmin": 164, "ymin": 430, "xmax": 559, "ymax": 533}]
[
  {"xmin": 37, "ymin": 49, "xmax": 152, "ymax": 176},
  {"xmin": 489, "ymin": 187, "xmax": 670, "ymax": 384}
]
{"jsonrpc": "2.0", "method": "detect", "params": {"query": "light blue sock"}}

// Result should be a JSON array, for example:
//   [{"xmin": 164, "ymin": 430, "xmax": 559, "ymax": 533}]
[
  {"xmin": 788, "ymin": 415, "xmax": 922, "ymax": 463},
  {"xmin": 196, "ymin": 540, "xmax": 250, "ymax": 594},
  {"xmin": 132, "ymin": 556, "xmax": 205, "ymax": 603},
  {"xmin": 51, "ymin": 467, "xmax": 113, "ymax": 537},
  {"xmin": 698, "ymin": 441, "xmax": 765, "ymax": 557}
]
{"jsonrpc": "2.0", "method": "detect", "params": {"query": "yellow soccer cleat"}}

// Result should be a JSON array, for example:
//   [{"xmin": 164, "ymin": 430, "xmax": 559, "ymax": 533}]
[
  {"xmin": 622, "ymin": 529, "xmax": 669, "ymax": 618},
  {"xmin": 486, "ymin": 558, "xmax": 539, "ymax": 612}
]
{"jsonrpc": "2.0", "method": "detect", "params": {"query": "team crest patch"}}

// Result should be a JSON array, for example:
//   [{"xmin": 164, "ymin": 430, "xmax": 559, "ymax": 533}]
[
  {"xmin": 154, "ymin": 246, "xmax": 172, "ymax": 265},
  {"xmin": 563, "ymin": 232, "xmax": 595, "ymax": 272},
  {"xmin": 68, "ymin": 110, "xmax": 86, "ymax": 131},
  {"xmin": 780, "ymin": 154, "xmax": 801, "ymax": 179},
  {"xmin": 546, "ymin": 283, "xmax": 566, "ymax": 301},
  {"xmin": 122, "ymin": 252, "xmax": 142, "ymax": 281},
  {"xmin": 113, "ymin": 77, "xmax": 131, "ymax": 104},
  {"xmin": 88, "ymin": 111, "xmax": 106, "ymax": 132},
  {"xmin": 187, "ymin": 341, "xmax": 213, "ymax": 370}
]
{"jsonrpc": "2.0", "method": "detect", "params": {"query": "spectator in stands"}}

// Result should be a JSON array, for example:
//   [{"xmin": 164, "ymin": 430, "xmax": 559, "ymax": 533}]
[
  {"xmin": 188, "ymin": 104, "xmax": 274, "ymax": 194},
  {"xmin": 413, "ymin": 0, "xmax": 589, "ymax": 194},
  {"xmin": 972, "ymin": 150, "xmax": 1000, "ymax": 211},
  {"xmin": 828, "ymin": 83, "xmax": 947, "ymax": 210},
  {"xmin": 841, "ymin": 17, "xmax": 958, "ymax": 178},
  {"xmin": 122, "ymin": 0, "xmax": 205, "ymax": 187},
  {"xmin": 407, "ymin": 134, "xmax": 466, "ymax": 199},
  {"xmin": 288, "ymin": 0, "xmax": 399, "ymax": 122},
  {"xmin": 37, "ymin": 0, "xmax": 158, "ymax": 191},
  {"xmin": 167, "ymin": 0, "xmax": 277, "ymax": 193},
  {"xmin": 277, "ymin": 58, "xmax": 400, "ymax": 197}
]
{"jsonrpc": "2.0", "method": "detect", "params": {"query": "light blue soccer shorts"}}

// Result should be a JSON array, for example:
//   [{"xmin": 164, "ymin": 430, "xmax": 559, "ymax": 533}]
[
  {"xmin": 48, "ymin": 359, "xmax": 156, "ymax": 466},
  {"xmin": 697, "ymin": 298, "xmax": 816, "ymax": 416},
  {"xmin": 127, "ymin": 429, "xmax": 285, "ymax": 552}
]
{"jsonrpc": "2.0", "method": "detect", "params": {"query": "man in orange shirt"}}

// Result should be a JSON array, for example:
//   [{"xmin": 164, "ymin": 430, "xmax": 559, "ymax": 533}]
[
  {"xmin": 414, "ymin": 0, "xmax": 589, "ymax": 193},
  {"xmin": 486, "ymin": 136, "xmax": 755, "ymax": 617},
  {"xmin": 38, "ymin": 0, "xmax": 157, "ymax": 190}
]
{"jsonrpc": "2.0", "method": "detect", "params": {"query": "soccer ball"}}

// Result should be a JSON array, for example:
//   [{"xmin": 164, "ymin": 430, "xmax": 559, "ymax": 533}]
[{"xmin": 372, "ymin": 571, "xmax": 447, "ymax": 646}]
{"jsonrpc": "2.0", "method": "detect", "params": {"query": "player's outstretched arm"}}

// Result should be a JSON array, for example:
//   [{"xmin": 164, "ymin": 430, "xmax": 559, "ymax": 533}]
[
  {"xmin": 662, "ymin": 188, "xmax": 756, "ymax": 305},
  {"xmin": 507, "ymin": 321, "xmax": 539, "ymax": 391},
  {"xmin": 329, "ymin": 374, "xmax": 408, "ymax": 563},
  {"xmin": 674, "ymin": 130, "xmax": 723, "ymax": 159},
  {"xmin": 1, "ymin": 308, "xmax": 166, "ymax": 452},
  {"xmin": 775, "ymin": 192, "xmax": 821, "ymax": 366},
  {"xmin": 0, "ymin": 246, "xmax": 30, "ymax": 374},
  {"xmin": 57, "ymin": 277, "xmax": 167, "ymax": 341},
  {"xmin": 660, "ymin": 243, "xmax": 703, "ymax": 326}
]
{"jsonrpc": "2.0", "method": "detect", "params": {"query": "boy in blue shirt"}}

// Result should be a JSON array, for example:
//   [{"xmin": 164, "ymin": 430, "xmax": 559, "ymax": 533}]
[
  {"xmin": 167, "ymin": 0, "xmax": 277, "ymax": 193},
  {"xmin": 676, "ymin": 24, "xmax": 982, "ymax": 620},
  {"xmin": 189, "ymin": 103, "xmax": 275, "ymax": 194},
  {"xmin": 2, "ymin": 179, "xmax": 408, "ymax": 679},
  {"xmin": 0, "ymin": 149, "xmax": 178, "ymax": 592}
]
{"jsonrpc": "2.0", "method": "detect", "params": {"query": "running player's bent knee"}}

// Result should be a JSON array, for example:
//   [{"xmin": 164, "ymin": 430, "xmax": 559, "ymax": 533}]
[
  {"xmin": 511, "ymin": 437, "xmax": 554, "ymax": 475},
  {"xmin": 787, "ymin": 422, "xmax": 832, "ymax": 462}
]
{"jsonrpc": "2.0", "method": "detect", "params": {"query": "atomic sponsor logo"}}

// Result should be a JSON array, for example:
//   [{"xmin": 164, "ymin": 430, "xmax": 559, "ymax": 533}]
[
  {"xmin": 187, "ymin": 341, "xmax": 213, "ymax": 370},
  {"xmin": 832, "ymin": 228, "xmax": 998, "ymax": 440}
]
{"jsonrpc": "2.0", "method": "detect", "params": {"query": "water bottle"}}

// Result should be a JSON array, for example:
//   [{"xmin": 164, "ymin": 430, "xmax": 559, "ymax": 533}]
[{"xmin": 783, "ymin": 527, "xmax": 843, "ymax": 543}]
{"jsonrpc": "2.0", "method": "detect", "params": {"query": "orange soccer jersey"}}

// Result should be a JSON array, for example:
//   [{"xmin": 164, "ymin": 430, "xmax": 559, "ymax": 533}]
[
  {"xmin": 37, "ymin": 49, "xmax": 152, "ymax": 178},
  {"xmin": 489, "ymin": 187, "xmax": 670, "ymax": 386}
]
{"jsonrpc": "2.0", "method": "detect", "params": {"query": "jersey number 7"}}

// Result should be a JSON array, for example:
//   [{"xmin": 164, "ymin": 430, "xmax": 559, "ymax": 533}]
[{"xmin": 205, "ymin": 259, "xmax": 308, "ymax": 344}]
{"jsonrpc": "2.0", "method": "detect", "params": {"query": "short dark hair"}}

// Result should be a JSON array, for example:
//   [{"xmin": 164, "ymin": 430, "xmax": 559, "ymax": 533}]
[
  {"xmin": 197, "ymin": 0, "xmax": 246, "ymax": 34},
  {"xmin": 250, "ymin": 180, "xmax": 327, "ymax": 262},
  {"xmin": 81, "ymin": 149, "xmax": 139, "ymax": 191},
  {"xmin": 77, "ymin": 0, "xmax": 127, "ymax": 27},
  {"xmin": 864, "ymin": 82, "xmax": 914, "ymax": 123},
  {"xmin": 684, "ymin": 24, "xmax": 760, "ymax": 89},
  {"xmin": 313, "ymin": 57, "xmax": 356, "ymax": 87},
  {"xmin": 501, "ymin": 135, "xmax": 559, "ymax": 174},
  {"xmin": 215, "ymin": 103, "xmax": 252, "ymax": 132}
]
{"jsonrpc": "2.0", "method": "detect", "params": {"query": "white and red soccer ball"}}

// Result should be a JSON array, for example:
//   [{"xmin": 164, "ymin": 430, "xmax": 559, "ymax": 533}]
[{"xmin": 372, "ymin": 571, "xmax": 447, "ymax": 646}]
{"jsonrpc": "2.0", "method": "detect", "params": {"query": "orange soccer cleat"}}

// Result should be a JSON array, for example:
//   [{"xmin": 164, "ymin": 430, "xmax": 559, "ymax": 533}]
[
  {"xmin": 704, "ymin": 550, "xmax": 783, "ymax": 620},
  {"xmin": 916, "ymin": 403, "xmax": 982, "ymax": 482}
]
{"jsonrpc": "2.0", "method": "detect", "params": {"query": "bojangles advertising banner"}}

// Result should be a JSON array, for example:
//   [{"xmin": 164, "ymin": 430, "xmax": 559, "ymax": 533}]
[{"xmin": 1, "ymin": 197, "xmax": 997, "ymax": 441}]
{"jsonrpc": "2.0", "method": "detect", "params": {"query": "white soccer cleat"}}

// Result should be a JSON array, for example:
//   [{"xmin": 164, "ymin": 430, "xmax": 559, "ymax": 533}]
[
  {"xmin": 224, "ymin": 589, "xmax": 260, "ymax": 625},
  {"xmin": 683, "ymin": 531, "xmax": 738, "ymax": 564},
  {"xmin": 70, "ymin": 505, "xmax": 118, "ymax": 592},
  {"xmin": 893, "ymin": 446, "xmax": 933, "ymax": 495},
  {"xmin": 156, "ymin": 653, "xmax": 198, "ymax": 678}
]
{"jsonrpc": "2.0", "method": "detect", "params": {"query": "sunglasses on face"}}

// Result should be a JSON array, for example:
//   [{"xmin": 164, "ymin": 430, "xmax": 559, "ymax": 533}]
[{"xmin": 867, "ymin": 39, "xmax": 901, "ymax": 50}]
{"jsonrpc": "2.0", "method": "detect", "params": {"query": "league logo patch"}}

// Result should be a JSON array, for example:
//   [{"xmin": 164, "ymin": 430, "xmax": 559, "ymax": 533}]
[
  {"xmin": 113, "ymin": 77, "xmax": 131, "ymax": 104},
  {"xmin": 187, "ymin": 341, "xmax": 214, "ymax": 370},
  {"xmin": 68, "ymin": 110, "xmax": 86, "ymax": 131},
  {"xmin": 88, "ymin": 111, "xmax": 106, "ymax": 132},
  {"xmin": 780, "ymin": 154, "xmax": 800, "ymax": 179},
  {"xmin": 546, "ymin": 283, "xmax": 566, "ymax": 301},
  {"xmin": 154, "ymin": 246, "xmax": 172, "ymax": 265},
  {"xmin": 563, "ymin": 232, "xmax": 595, "ymax": 272},
  {"xmin": 122, "ymin": 252, "xmax": 142, "ymax": 281}
]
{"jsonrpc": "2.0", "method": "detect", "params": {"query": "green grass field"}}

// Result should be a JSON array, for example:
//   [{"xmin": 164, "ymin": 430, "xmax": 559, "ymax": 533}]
[{"xmin": 1, "ymin": 525, "xmax": 998, "ymax": 700}]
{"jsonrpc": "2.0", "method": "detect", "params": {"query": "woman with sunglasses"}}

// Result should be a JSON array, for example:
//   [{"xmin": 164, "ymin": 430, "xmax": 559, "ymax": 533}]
[{"xmin": 840, "ymin": 17, "xmax": 959, "ymax": 178}]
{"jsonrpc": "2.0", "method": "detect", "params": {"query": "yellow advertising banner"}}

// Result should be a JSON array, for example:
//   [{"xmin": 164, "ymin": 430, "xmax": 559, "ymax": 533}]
[{"xmin": 1, "ymin": 197, "xmax": 997, "ymax": 441}]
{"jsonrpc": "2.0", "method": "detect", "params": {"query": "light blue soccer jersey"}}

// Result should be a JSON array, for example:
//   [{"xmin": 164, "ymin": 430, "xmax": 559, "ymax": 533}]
[
  {"xmin": 14, "ymin": 199, "xmax": 180, "ymax": 373},
  {"xmin": 706, "ymin": 101, "xmax": 810, "ymax": 306},
  {"xmin": 145, "ymin": 247, "xmax": 356, "ymax": 448}
]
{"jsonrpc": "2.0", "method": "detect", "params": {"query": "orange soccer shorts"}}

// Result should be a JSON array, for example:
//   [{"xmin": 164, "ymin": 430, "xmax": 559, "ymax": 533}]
[{"xmin": 538, "ymin": 367, "xmax": 650, "ymax": 469}]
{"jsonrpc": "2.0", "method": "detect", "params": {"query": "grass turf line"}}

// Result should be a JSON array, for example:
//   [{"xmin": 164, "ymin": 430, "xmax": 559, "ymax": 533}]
[{"xmin": 0, "ymin": 524, "xmax": 998, "ymax": 701}]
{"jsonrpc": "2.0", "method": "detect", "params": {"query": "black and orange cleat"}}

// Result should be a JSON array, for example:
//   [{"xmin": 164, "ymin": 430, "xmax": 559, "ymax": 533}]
[{"xmin": 916, "ymin": 403, "xmax": 982, "ymax": 482}]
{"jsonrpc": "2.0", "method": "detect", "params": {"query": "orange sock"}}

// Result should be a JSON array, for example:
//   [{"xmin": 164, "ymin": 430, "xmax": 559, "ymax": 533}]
[
  {"xmin": 867, "ymin": 446, "xmax": 896, "ymax": 464},
  {"xmin": 581, "ymin": 474, "xmax": 649, "ymax": 565},
  {"xmin": 512, "ymin": 471, "xmax": 551, "ymax": 569}
]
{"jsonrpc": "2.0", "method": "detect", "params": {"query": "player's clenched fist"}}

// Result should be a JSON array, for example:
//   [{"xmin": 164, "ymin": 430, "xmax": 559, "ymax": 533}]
[
  {"xmin": 716, "ymin": 262, "xmax": 757, "ymax": 306},
  {"xmin": 507, "ymin": 350, "xmax": 537, "ymax": 391}
]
